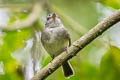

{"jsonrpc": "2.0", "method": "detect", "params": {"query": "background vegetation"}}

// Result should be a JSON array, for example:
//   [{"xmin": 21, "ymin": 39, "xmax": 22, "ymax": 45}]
[{"xmin": 0, "ymin": 0, "xmax": 120, "ymax": 80}]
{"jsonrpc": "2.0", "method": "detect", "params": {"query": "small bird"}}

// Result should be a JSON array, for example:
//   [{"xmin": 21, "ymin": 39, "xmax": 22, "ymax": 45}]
[{"xmin": 41, "ymin": 13, "xmax": 74, "ymax": 77}]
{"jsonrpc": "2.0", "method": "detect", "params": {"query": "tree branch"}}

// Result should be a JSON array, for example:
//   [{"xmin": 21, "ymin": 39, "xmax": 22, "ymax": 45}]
[
  {"xmin": 0, "ymin": 0, "xmax": 45, "ymax": 31},
  {"xmin": 32, "ymin": 10, "xmax": 120, "ymax": 80}
]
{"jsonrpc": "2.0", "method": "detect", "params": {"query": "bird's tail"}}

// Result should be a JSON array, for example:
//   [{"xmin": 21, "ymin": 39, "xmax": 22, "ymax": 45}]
[{"xmin": 62, "ymin": 61, "xmax": 74, "ymax": 78}]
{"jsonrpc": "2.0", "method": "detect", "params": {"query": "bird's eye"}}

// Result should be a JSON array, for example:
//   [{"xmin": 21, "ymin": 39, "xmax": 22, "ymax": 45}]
[{"xmin": 47, "ymin": 17, "xmax": 51, "ymax": 21}]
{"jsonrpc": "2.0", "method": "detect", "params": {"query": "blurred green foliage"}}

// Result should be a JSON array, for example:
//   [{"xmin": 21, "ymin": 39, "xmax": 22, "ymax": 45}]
[
  {"xmin": 98, "ymin": 0, "xmax": 120, "ymax": 9},
  {"xmin": 0, "ymin": 0, "xmax": 35, "ymax": 4},
  {"xmin": 0, "ymin": 9, "xmax": 32, "ymax": 80},
  {"xmin": 0, "ymin": 0, "xmax": 120, "ymax": 80},
  {"xmin": 100, "ymin": 46, "xmax": 120, "ymax": 80}
]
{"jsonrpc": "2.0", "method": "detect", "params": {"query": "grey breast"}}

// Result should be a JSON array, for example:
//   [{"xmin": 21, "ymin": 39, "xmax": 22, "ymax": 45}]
[{"xmin": 41, "ymin": 27, "xmax": 69, "ymax": 57}]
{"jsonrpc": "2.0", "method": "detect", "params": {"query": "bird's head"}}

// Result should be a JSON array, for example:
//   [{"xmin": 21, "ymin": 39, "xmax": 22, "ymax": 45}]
[{"xmin": 45, "ymin": 13, "xmax": 62, "ymax": 28}]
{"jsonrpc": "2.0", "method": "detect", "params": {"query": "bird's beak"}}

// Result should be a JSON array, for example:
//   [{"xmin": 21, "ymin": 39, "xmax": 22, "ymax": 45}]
[
  {"xmin": 52, "ymin": 13, "xmax": 56, "ymax": 19},
  {"xmin": 52, "ymin": 13, "xmax": 56, "ymax": 23}
]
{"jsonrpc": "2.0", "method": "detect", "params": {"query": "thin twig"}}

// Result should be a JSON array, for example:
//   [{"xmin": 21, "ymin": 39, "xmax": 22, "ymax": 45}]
[
  {"xmin": 0, "ymin": 0, "xmax": 45, "ymax": 31},
  {"xmin": 32, "ymin": 10, "xmax": 120, "ymax": 80}
]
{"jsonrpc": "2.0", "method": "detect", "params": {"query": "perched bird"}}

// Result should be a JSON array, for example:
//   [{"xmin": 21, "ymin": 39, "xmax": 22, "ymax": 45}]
[{"xmin": 41, "ymin": 13, "xmax": 74, "ymax": 77}]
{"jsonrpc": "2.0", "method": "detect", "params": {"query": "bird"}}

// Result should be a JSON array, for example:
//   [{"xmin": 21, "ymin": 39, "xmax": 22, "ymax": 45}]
[{"xmin": 41, "ymin": 13, "xmax": 74, "ymax": 77}]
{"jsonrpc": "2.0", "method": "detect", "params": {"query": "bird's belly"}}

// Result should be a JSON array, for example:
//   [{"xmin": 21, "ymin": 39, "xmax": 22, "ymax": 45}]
[{"xmin": 43, "ymin": 38, "xmax": 68, "ymax": 57}]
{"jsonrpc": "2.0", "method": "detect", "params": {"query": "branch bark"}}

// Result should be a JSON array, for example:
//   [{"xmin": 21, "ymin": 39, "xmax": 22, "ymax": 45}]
[
  {"xmin": 32, "ymin": 10, "xmax": 120, "ymax": 80},
  {"xmin": 0, "ymin": 0, "xmax": 44, "ymax": 31}
]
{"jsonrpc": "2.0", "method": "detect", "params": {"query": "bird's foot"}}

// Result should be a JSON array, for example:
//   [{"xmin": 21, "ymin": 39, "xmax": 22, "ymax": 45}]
[{"xmin": 64, "ymin": 47, "xmax": 68, "ymax": 54}]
